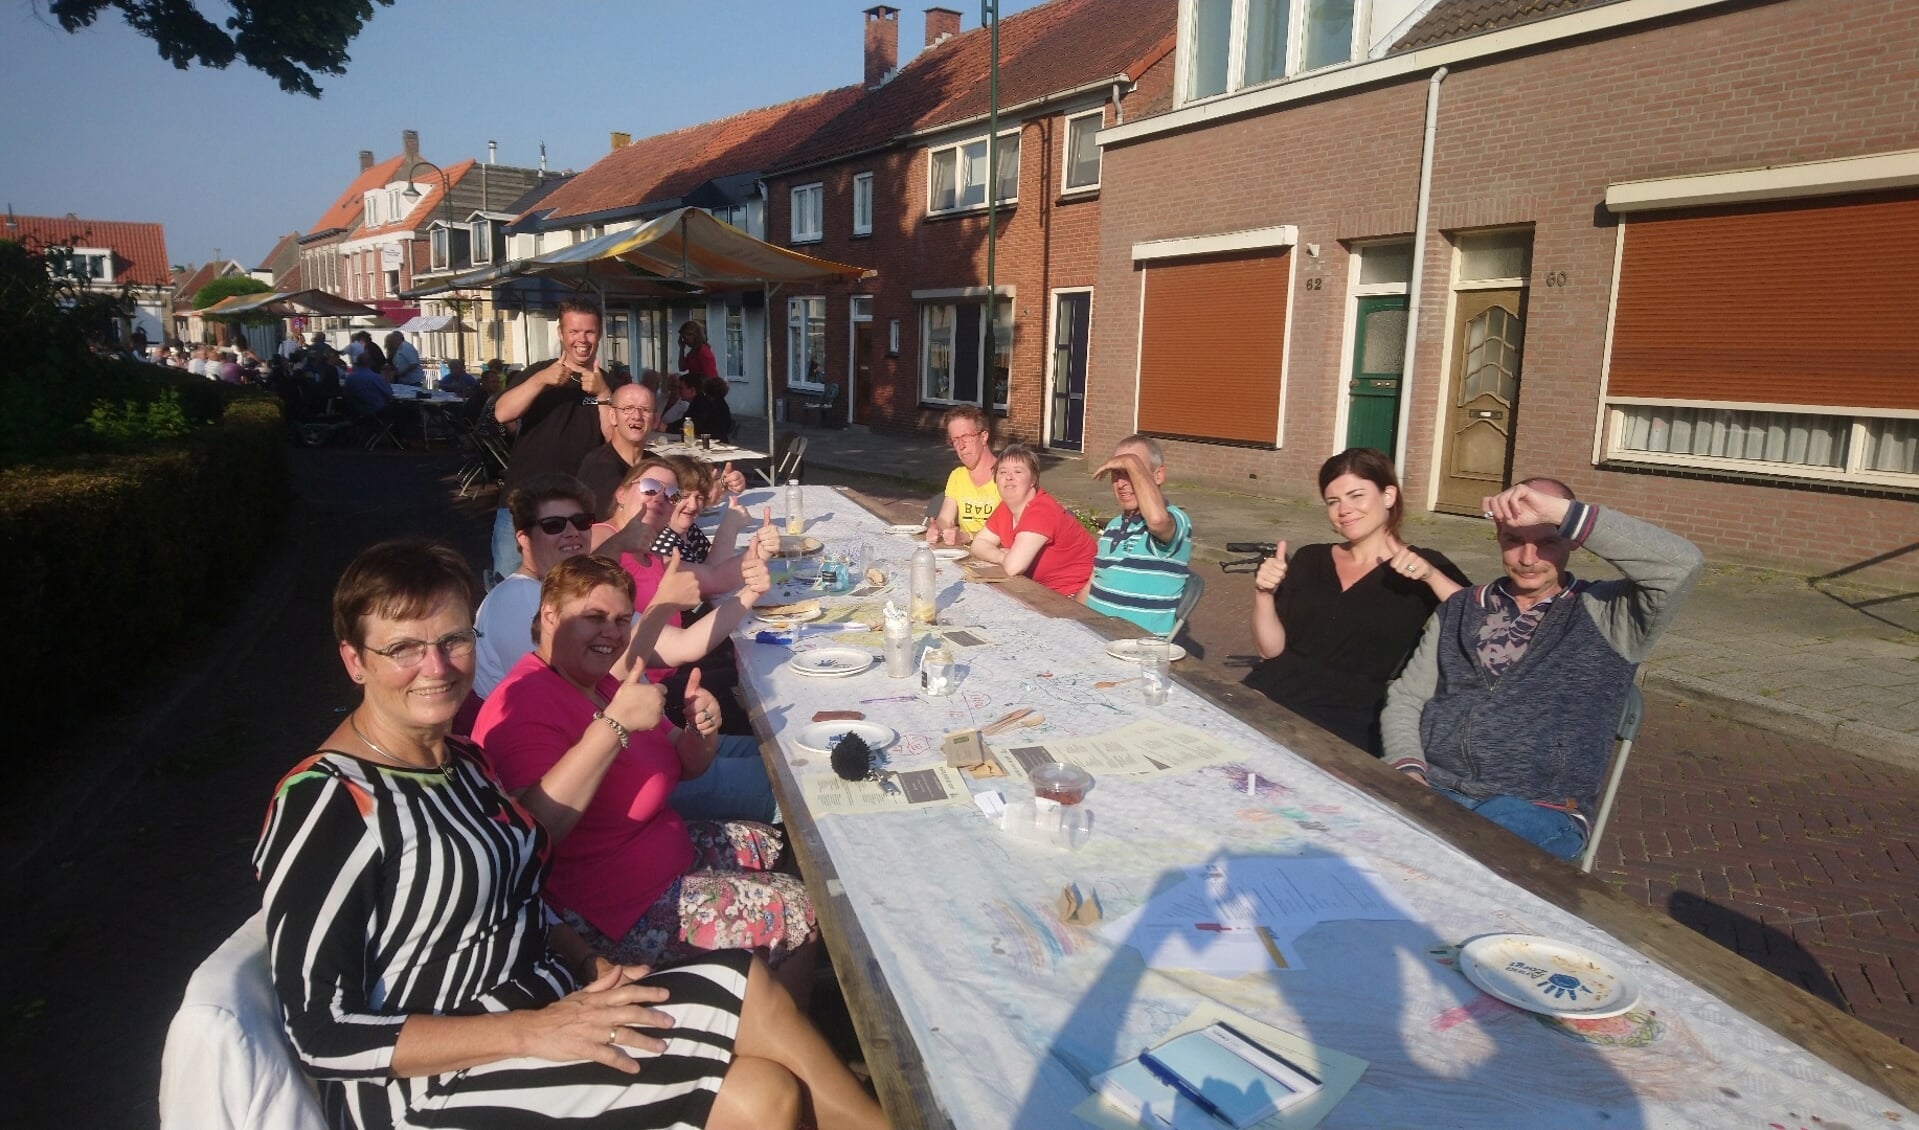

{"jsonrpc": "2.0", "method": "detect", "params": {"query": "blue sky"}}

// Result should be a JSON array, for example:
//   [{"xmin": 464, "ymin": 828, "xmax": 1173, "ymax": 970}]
[{"xmin": 2, "ymin": 0, "xmax": 1044, "ymax": 270}]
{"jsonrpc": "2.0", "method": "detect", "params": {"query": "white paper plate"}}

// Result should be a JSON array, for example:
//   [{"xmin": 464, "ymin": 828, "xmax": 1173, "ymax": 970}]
[
  {"xmin": 791, "ymin": 719, "xmax": 898, "ymax": 756},
  {"xmin": 755, "ymin": 606, "xmax": 823, "ymax": 626},
  {"xmin": 1105, "ymin": 638, "xmax": 1188, "ymax": 663},
  {"xmin": 788, "ymin": 647, "xmax": 876, "ymax": 678},
  {"xmin": 1458, "ymin": 934, "xmax": 1641, "ymax": 1019},
  {"xmin": 889, "ymin": 522, "xmax": 928, "ymax": 535},
  {"xmin": 933, "ymin": 547, "xmax": 969, "ymax": 561}
]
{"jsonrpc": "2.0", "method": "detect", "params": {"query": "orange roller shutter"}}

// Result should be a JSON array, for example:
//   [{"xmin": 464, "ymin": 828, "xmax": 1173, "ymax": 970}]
[
  {"xmin": 1608, "ymin": 190, "xmax": 1919, "ymax": 411},
  {"xmin": 1138, "ymin": 250, "xmax": 1290, "ymax": 444}
]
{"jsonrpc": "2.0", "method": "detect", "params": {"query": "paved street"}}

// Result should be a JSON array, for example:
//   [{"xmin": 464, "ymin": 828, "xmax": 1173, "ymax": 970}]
[{"xmin": 0, "ymin": 444, "xmax": 1911, "ymax": 1125}]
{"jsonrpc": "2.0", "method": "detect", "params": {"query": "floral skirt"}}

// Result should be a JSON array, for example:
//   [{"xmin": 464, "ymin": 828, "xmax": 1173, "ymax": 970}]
[{"xmin": 565, "ymin": 820, "xmax": 817, "ymax": 969}]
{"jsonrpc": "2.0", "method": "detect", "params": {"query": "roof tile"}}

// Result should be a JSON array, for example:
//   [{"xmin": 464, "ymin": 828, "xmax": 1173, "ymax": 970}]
[
  {"xmin": 4, "ymin": 213, "xmax": 172, "ymax": 287},
  {"xmin": 309, "ymin": 153, "xmax": 407, "ymax": 235},
  {"xmin": 1390, "ymin": 0, "xmax": 1615, "ymax": 52},
  {"xmin": 357, "ymin": 159, "xmax": 478, "ymax": 237}
]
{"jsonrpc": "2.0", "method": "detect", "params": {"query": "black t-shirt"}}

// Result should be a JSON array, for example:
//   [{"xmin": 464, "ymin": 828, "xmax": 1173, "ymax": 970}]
[
  {"xmin": 576, "ymin": 442, "xmax": 641, "ymax": 521},
  {"xmin": 1242, "ymin": 542, "xmax": 1470, "ymax": 754},
  {"xmin": 501, "ymin": 361, "xmax": 614, "ymax": 494},
  {"xmin": 686, "ymin": 392, "xmax": 732, "ymax": 440}
]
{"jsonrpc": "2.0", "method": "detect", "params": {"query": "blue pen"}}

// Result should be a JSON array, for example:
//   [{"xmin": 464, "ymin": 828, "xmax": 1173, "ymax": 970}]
[{"xmin": 1138, "ymin": 1050, "xmax": 1229, "ymax": 1125}]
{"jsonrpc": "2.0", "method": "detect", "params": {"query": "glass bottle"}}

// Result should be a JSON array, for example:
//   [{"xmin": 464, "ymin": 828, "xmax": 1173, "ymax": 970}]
[{"xmin": 785, "ymin": 478, "xmax": 804, "ymax": 535}]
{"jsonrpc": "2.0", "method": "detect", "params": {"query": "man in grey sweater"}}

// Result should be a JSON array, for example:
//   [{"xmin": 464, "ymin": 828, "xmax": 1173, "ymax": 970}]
[{"xmin": 1382, "ymin": 479, "xmax": 1703, "ymax": 859}]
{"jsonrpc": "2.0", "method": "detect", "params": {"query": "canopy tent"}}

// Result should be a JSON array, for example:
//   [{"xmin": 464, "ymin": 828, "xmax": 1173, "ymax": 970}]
[
  {"xmin": 394, "ymin": 314, "xmax": 471, "ymax": 334},
  {"xmin": 196, "ymin": 289, "xmax": 382, "ymax": 319}
]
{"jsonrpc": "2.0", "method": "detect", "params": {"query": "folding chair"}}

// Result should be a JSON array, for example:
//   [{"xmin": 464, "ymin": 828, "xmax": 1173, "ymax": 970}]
[
  {"xmin": 1578, "ymin": 682, "xmax": 1645, "ymax": 874},
  {"xmin": 755, "ymin": 432, "xmax": 808, "ymax": 486},
  {"xmin": 1165, "ymin": 572, "xmax": 1206, "ymax": 643},
  {"xmin": 354, "ymin": 407, "xmax": 404, "ymax": 451}
]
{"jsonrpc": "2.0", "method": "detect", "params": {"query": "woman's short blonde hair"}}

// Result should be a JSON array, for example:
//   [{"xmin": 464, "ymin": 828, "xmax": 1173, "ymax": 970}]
[{"xmin": 534, "ymin": 555, "xmax": 635, "ymax": 644}]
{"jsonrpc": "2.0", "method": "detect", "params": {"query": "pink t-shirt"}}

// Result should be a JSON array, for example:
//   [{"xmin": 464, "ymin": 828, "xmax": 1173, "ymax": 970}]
[
  {"xmin": 472, "ymin": 655, "xmax": 693, "ymax": 939},
  {"xmin": 617, "ymin": 549, "xmax": 683, "ymax": 685},
  {"xmin": 983, "ymin": 487, "xmax": 1097, "ymax": 598}
]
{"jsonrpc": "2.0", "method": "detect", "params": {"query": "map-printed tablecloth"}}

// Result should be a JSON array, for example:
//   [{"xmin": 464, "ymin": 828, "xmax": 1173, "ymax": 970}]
[{"xmin": 731, "ymin": 485, "xmax": 1913, "ymax": 1129}]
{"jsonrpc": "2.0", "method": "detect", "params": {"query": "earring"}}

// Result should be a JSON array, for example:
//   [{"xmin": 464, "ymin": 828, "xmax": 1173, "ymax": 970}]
[{"xmin": 353, "ymin": 674, "xmax": 365, "ymax": 683}]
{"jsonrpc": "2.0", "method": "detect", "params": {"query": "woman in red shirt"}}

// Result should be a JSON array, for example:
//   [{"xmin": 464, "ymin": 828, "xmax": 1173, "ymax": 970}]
[{"xmin": 969, "ymin": 443, "xmax": 1097, "ymax": 598}]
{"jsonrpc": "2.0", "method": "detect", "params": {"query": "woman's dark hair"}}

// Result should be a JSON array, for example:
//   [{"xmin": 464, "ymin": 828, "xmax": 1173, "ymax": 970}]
[
  {"xmin": 997, "ymin": 443, "xmax": 1041, "ymax": 480},
  {"xmin": 359, "ymin": 343, "xmax": 388, "ymax": 371},
  {"xmin": 1318, "ymin": 448, "xmax": 1404, "ymax": 538},
  {"xmin": 702, "ymin": 376, "xmax": 729, "ymax": 399},
  {"xmin": 332, "ymin": 539, "xmax": 481, "ymax": 648},
  {"xmin": 506, "ymin": 473, "xmax": 595, "ymax": 533}
]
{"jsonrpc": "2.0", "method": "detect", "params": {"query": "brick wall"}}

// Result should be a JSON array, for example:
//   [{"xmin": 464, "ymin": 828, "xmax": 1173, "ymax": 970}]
[
  {"xmin": 1091, "ymin": 0, "xmax": 1919, "ymax": 582},
  {"xmin": 767, "ymin": 57, "xmax": 1170, "ymax": 447}
]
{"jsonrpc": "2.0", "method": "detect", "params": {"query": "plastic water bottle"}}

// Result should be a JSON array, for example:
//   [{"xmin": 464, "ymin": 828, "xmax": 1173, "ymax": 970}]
[
  {"xmin": 910, "ymin": 543, "xmax": 937, "ymax": 624},
  {"xmin": 785, "ymin": 478, "xmax": 804, "ymax": 535},
  {"xmin": 682, "ymin": 413, "xmax": 696, "ymax": 443}
]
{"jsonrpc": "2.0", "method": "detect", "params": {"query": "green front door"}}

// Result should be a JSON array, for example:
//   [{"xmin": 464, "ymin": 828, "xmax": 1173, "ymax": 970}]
[{"xmin": 1345, "ymin": 295, "xmax": 1410, "ymax": 452}]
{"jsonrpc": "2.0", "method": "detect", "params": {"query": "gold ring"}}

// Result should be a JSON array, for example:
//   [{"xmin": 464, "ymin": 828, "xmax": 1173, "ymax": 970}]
[{"xmin": 608, "ymin": 1027, "xmax": 619, "ymax": 1045}]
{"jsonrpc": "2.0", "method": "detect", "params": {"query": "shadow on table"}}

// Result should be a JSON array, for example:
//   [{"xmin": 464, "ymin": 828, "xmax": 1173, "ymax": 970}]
[
  {"xmin": 1666, "ymin": 889, "xmax": 1846, "ymax": 1009},
  {"xmin": 1009, "ymin": 849, "xmax": 1646, "ymax": 1129}
]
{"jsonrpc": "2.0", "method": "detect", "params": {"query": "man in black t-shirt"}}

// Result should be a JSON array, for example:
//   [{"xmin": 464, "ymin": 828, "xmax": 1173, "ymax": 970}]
[{"xmin": 489, "ymin": 299, "xmax": 620, "ymax": 579}]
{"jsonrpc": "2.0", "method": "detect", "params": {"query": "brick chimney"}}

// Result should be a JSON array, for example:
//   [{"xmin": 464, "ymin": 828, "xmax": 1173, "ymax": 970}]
[
  {"xmin": 359, "ymin": 149, "xmax": 374, "ymax": 172},
  {"xmin": 924, "ymin": 6, "xmax": 960, "ymax": 47},
  {"xmin": 611, "ymin": 131, "xmax": 631, "ymax": 150},
  {"xmin": 864, "ymin": 6, "xmax": 899, "ymax": 88},
  {"xmin": 402, "ymin": 129, "xmax": 420, "ymax": 162}
]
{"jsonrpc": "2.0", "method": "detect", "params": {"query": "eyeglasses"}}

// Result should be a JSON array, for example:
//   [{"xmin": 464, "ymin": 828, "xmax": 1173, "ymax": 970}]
[
  {"xmin": 636, "ymin": 478, "xmax": 682, "ymax": 503},
  {"xmin": 614, "ymin": 405, "xmax": 652, "ymax": 417},
  {"xmin": 533, "ymin": 512, "xmax": 593, "ymax": 535},
  {"xmin": 949, "ymin": 430, "xmax": 987, "ymax": 448},
  {"xmin": 363, "ymin": 628, "xmax": 482, "ymax": 668}
]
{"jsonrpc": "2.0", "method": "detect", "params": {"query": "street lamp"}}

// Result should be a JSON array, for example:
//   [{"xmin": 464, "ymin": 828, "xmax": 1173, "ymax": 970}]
[{"xmin": 401, "ymin": 159, "xmax": 466, "ymax": 363}]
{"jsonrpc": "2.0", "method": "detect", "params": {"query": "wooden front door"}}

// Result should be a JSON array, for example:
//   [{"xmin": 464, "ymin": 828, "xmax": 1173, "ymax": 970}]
[
  {"xmin": 1344, "ymin": 295, "xmax": 1409, "ymax": 452},
  {"xmin": 852, "ymin": 322, "xmax": 874, "ymax": 425},
  {"xmin": 1047, "ymin": 291, "xmax": 1090, "ymax": 451},
  {"xmin": 1435, "ymin": 289, "xmax": 1526, "ymax": 514}
]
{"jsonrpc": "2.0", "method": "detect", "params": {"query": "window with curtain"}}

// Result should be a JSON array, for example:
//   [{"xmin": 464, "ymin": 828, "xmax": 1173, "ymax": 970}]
[
  {"xmin": 1063, "ymin": 110, "xmax": 1102, "ymax": 191},
  {"xmin": 927, "ymin": 132, "xmax": 1019, "ymax": 216},
  {"xmin": 787, "ymin": 296, "xmax": 825, "ymax": 388}
]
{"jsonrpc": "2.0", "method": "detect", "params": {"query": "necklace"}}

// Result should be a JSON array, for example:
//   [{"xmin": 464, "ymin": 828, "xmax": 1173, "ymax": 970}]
[{"xmin": 349, "ymin": 713, "xmax": 450, "ymax": 776}]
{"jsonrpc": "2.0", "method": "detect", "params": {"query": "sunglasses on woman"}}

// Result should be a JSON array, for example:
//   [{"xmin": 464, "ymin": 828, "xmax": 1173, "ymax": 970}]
[
  {"xmin": 635, "ymin": 478, "xmax": 682, "ymax": 503},
  {"xmin": 533, "ymin": 512, "xmax": 593, "ymax": 535}
]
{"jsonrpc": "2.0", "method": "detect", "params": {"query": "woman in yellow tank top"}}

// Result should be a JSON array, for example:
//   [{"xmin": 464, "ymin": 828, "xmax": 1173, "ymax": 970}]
[{"xmin": 929, "ymin": 405, "xmax": 1000, "ymax": 545}]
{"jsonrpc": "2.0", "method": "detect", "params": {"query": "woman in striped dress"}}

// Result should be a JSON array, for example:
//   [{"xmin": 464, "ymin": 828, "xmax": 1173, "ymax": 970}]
[{"xmin": 254, "ymin": 540, "xmax": 884, "ymax": 1129}]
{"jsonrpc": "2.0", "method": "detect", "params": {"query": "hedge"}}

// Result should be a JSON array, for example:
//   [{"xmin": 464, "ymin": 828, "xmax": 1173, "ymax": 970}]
[{"xmin": 1, "ymin": 396, "xmax": 288, "ymax": 753}]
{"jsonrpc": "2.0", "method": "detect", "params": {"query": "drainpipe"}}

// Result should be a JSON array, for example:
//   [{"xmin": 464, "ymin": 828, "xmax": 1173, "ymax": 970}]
[
  {"xmin": 1111, "ymin": 81, "xmax": 1125, "ymax": 124},
  {"xmin": 1394, "ymin": 65, "xmax": 1447, "ymax": 477}
]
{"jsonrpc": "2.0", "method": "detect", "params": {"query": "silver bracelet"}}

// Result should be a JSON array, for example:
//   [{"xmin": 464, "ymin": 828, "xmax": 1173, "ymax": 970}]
[{"xmin": 592, "ymin": 710, "xmax": 630, "ymax": 749}]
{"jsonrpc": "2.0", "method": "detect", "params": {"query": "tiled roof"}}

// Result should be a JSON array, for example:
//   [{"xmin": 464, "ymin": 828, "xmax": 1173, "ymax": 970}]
[
  {"xmin": 3, "ymin": 213, "xmax": 172, "ymax": 287},
  {"xmin": 537, "ymin": 86, "xmax": 865, "ymax": 222},
  {"xmin": 255, "ymin": 230, "xmax": 302, "ymax": 274},
  {"xmin": 502, "ymin": 174, "xmax": 577, "ymax": 235},
  {"xmin": 1390, "ymin": 0, "xmax": 1616, "ymax": 52},
  {"xmin": 273, "ymin": 259, "xmax": 306, "ymax": 293},
  {"xmin": 171, "ymin": 259, "xmax": 248, "ymax": 308},
  {"xmin": 358, "ymin": 159, "xmax": 478, "ymax": 238},
  {"xmin": 309, "ymin": 153, "xmax": 406, "ymax": 235},
  {"xmin": 774, "ymin": 0, "xmax": 1175, "ymax": 173}
]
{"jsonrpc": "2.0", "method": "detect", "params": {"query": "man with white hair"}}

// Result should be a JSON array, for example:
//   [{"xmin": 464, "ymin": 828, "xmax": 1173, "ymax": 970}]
[{"xmin": 1080, "ymin": 434, "xmax": 1193, "ymax": 636}]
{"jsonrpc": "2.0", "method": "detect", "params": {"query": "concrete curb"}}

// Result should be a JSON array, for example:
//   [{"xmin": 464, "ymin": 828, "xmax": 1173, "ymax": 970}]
[
  {"xmin": 0, "ymin": 485, "xmax": 309, "ymax": 896},
  {"xmin": 1645, "ymin": 667, "xmax": 1919, "ymax": 773}
]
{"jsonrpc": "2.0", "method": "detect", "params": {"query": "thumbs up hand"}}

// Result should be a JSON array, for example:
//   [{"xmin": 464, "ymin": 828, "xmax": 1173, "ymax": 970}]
[
  {"xmin": 1254, "ymin": 540, "xmax": 1289, "ymax": 594},
  {"xmin": 648, "ymin": 549, "xmax": 701, "ymax": 614},
  {"xmin": 683, "ymin": 667, "xmax": 721, "ymax": 739}
]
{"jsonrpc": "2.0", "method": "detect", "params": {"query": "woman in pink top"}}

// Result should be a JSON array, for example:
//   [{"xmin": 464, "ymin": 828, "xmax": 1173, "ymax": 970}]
[
  {"xmin": 473, "ymin": 556, "xmax": 817, "ymax": 992},
  {"xmin": 970, "ymin": 444, "xmax": 1098, "ymax": 598}
]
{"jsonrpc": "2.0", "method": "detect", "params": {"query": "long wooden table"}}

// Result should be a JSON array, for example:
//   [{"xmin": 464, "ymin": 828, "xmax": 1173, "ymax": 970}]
[{"xmin": 733, "ymin": 485, "xmax": 1919, "ymax": 1128}]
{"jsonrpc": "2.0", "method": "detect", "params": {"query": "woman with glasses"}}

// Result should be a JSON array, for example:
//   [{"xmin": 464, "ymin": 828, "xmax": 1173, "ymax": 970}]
[
  {"xmin": 1243, "ymin": 448, "xmax": 1470, "ymax": 754},
  {"xmin": 473, "ymin": 473, "xmax": 597, "ymax": 698},
  {"xmin": 928, "ymin": 404, "xmax": 999, "ymax": 546},
  {"xmin": 969, "ymin": 444, "xmax": 1098, "ymax": 599},
  {"xmin": 256, "ymin": 540, "xmax": 880, "ymax": 1130},
  {"xmin": 474, "ymin": 556, "xmax": 821, "ymax": 1002}
]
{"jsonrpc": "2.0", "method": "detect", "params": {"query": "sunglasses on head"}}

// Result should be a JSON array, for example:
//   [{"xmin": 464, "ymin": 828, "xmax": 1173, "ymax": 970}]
[
  {"xmin": 636, "ymin": 478, "xmax": 682, "ymax": 502},
  {"xmin": 533, "ymin": 513, "xmax": 593, "ymax": 535}
]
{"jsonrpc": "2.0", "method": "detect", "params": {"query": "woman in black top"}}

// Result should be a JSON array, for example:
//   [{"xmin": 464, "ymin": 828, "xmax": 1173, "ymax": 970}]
[{"xmin": 1243, "ymin": 448, "xmax": 1469, "ymax": 754}]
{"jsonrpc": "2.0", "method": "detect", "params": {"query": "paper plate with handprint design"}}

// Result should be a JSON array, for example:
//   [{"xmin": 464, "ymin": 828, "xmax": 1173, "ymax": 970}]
[{"xmin": 1459, "ymin": 934, "xmax": 1641, "ymax": 1019}]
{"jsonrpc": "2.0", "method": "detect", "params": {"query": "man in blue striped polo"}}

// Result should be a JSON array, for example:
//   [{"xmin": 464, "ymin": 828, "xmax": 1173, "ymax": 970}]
[{"xmin": 1081, "ymin": 435, "xmax": 1194, "ymax": 636}]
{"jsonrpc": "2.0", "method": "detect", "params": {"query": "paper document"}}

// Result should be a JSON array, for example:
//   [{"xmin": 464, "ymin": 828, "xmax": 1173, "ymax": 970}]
[{"xmin": 800, "ymin": 766, "xmax": 972, "ymax": 815}]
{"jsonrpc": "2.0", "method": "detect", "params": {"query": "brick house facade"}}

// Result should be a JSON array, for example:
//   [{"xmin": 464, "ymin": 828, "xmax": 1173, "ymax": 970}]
[
  {"xmin": 762, "ymin": 0, "xmax": 1174, "ymax": 451},
  {"xmin": 1091, "ymin": 0, "xmax": 1919, "ymax": 582}
]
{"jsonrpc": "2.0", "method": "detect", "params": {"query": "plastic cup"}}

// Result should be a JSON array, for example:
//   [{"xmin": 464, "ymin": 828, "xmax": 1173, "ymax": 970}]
[
  {"xmin": 883, "ymin": 627, "xmax": 915, "ymax": 677},
  {"xmin": 1030, "ymin": 762, "xmax": 1093, "ymax": 806},
  {"xmin": 1137, "ymin": 639, "xmax": 1171, "ymax": 706}
]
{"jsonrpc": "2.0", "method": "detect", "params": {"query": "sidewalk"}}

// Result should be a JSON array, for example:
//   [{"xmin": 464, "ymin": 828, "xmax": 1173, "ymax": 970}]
[{"xmin": 770, "ymin": 421, "xmax": 1919, "ymax": 769}]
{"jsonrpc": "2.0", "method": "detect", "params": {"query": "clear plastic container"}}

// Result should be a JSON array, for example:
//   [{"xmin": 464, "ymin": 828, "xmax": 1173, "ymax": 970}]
[
  {"xmin": 909, "ymin": 543, "xmax": 937, "ymax": 624},
  {"xmin": 785, "ymin": 478, "xmax": 804, "ymax": 535}
]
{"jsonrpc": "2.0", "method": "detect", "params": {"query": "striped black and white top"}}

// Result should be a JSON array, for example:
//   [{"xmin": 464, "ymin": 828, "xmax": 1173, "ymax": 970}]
[{"xmin": 254, "ymin": 740, "xmax": 746, "ymax": 1129}]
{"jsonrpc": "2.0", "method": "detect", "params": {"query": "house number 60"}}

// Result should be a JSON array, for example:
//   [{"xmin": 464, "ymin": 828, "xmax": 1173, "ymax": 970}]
[{"xmin": 1543, "ymin": 271, "xmax": 1569, "ymax": 287}]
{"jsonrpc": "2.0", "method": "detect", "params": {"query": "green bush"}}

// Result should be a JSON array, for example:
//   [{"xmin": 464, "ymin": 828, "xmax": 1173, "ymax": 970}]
[
  {"xmin": 85, "ymin": 387, "xmax": 193, "ymax": 444},
  {"xmin": 1, "ymin": 395, "xmax": 288, "ymax": 755}
]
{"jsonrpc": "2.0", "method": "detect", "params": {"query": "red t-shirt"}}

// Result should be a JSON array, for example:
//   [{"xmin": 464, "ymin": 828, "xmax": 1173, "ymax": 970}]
[
  {"xmin": 613, "ymin": 547, "xmax": 683, "ymax": 685},
  {"xmin": 472, "ymin": 656, "xmax": 693, "ymax": 939},
  {"xmin": 983, "ymin": 487, "xmax": 1097, "ymax": 598}
]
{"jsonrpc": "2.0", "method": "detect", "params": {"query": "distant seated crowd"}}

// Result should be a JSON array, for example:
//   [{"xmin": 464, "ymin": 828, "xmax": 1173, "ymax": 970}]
[{"xmin": 250, "ymin": 296, "xmax": 1699, "ymax": 1129}]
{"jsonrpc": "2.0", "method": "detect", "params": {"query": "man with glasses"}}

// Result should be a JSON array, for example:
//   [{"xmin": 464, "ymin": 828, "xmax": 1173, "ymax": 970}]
[
  {"xmin": 473, "ymin": 474, "xmax": 600, "ymax": 697},
  {"xmin": 487, "ymin": 299, "xmax": 621, "ymax": 583},
  {"xmin": 1082, "ymin": 435, "xmax": 1193, "ymax": 636},
  {"xmin": 928, "ymin": 405, "xmax": 1000, "ymax": 546},
  {"xmin": 577, "ymin": 382, "xmax": 659, "ymax": 521}
]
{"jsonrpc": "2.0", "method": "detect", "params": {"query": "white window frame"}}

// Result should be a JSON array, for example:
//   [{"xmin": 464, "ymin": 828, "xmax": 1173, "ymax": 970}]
[
  {"xmin": 925, "ymin": 129, "xmax": 1020, "ymax": 217},
  {"xmin": 1329, "ymin": 239, "xmax": 1414, "ymax": 456},
  {"xmin": 1177, "ymin": 0, "xmax": 1365, "ymax": 107},
  {"xmin": 888, "ymin": 318, "xmax": 901, "ymax": 357},
  {"xmin": 471, "ymin": 219, "xmax": 493, "ymax": 265},
  {"xmin": 790, "ymin": 183, "xmax": 823, "ymax": 244},
  {"xmin": 786, "ymin": 295, "xmax": 826, "ymax": 390},
  {"xmin": 429, "ymin": 225, "xmax": 450, "ymax": 271},
  {"xmin": 708, "ymin": 203, "xmax": 749, "ymax": 231},
  {"xmin": 364, "ymin": 195, "xmax": 380, "ymax": 227},
  {"xmin": 852, "ymin": 172, "xmax": 874, "ymax": 236},
  {"xmin": 1600, "ymin": 399, "xmax": 1919, "ymax": 489},
  {"xmin": 916, "ymin": 295, "xmax": 1015, "ymax": 408},
  {"xmin": 1060, "ymin": 109, "xmax": 1104, "ymax": 194}
]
